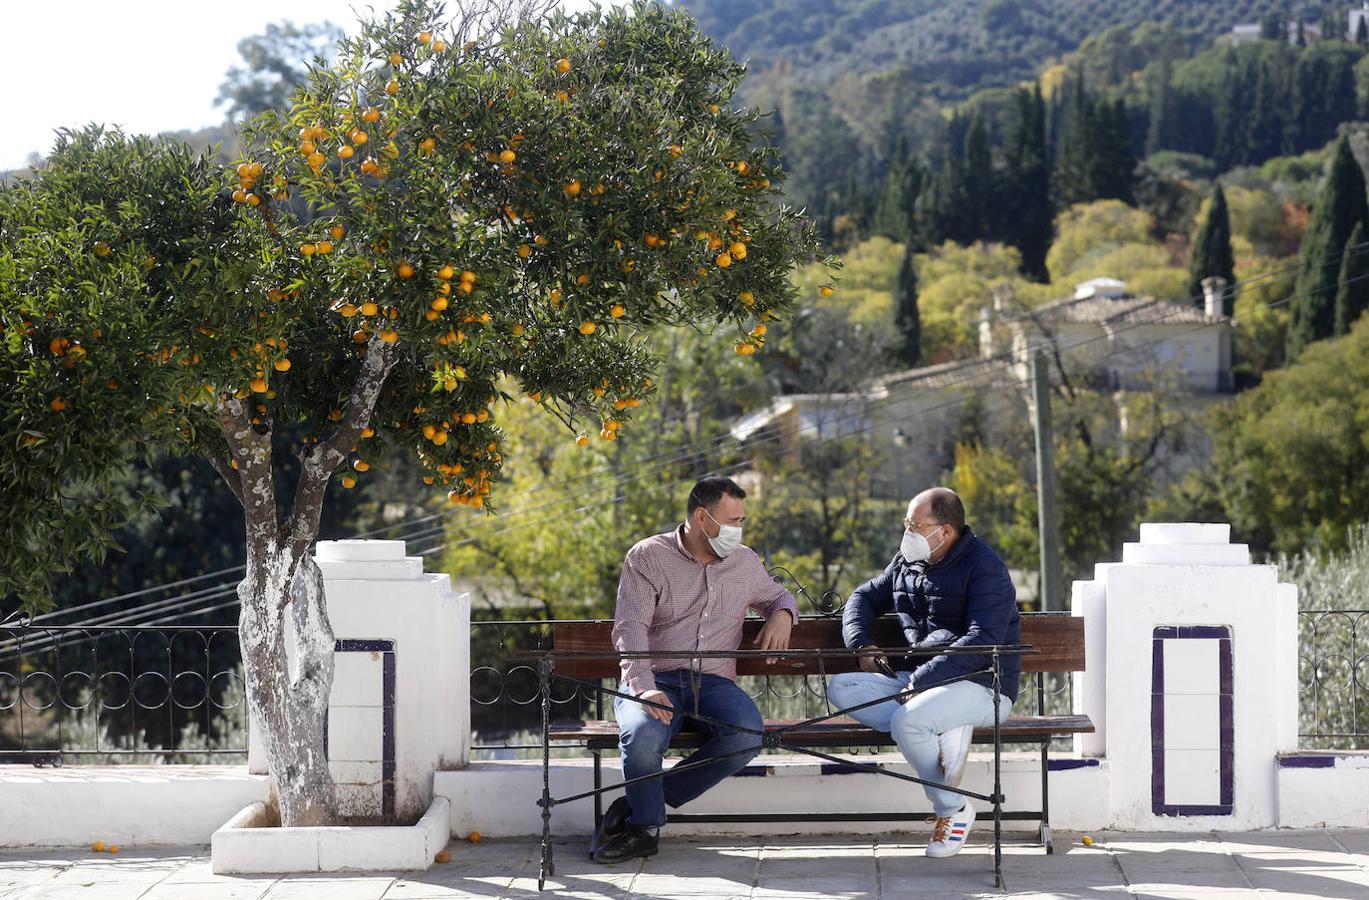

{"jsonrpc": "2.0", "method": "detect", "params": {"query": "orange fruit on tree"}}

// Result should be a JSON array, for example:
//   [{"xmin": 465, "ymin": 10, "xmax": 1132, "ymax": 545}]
[
  {"xmin": 575, "ymin": 434, "xmax": 589, "ymax": 446},
  {"xmin": 353, "ymin": 459, "xmax": 370, "ymax": 472},
  {"xmin": 563, "ymin": 179, "xmax": 582, "ymax": 197},
  {"xmin": 579, "ymin": 321, "xmax": 597, "ymax": 335},
  {"xmin": 715, "ymin": 252, "xmax": 732, "ymax": 268},
  {"xmin": 300, "ymin": 243, "xmax": 316, "ymax": 257},
  {"xmin": 250, "ymin": 377, "xmax": 268, "ymax": 392},
  {"xmin": 362, "ymin": 107, "xmax": 380, "ymax": 123},
  {"xmin": 93, "ymin": 241, "xmax": 111, "ymax": 257},
  {"xmin": 360, "ymin": 301, "xmax": 379, "ymax": 316},
  {"xmin": 438, "ymin": 265, "xmax": 455, "ymax": 280},
  {"xmin": 316, "ymin": 240, "xmax": 333, "ymax": 254},
  {"xmin": 555, "ymin": 57, "xmax": 571, "ymax": 73},
  {"xmin": 385, "ymin": 79, "xmax": 400, "ymax": 95},
  {"xmin": 610, "ymin": 304, "xmax": 625, "ymax": 318},
  {"xmin": 500, "ymin": 149, "xmax": 516, "ymax": 163},
  {"xmin": 397, "ymin": 262, "xmax": 415, "ymax": 279},
  {"xmin": 331, "ymin": 224, "xmax": 345, "ymax": 240},
  {"xmin": 339, "ymin": 146, "xmax": 355, "ymax": 160},
  {"xmin": 418, "ymin": 30, "xmax": 432, "ymax": 44},
  {"xmin": 49, "ymin": 396, "xmax": 67, "ymax": 411},
  {"xmin": 819, "ymin": 286, "xmax": 833, "ymax": 297},
  {"xmin": 389, "ymin": 51, "xmax": 402, "ymax": 66},
  {"xmin": 342, "ymin": 475, "xmax": 357, "ymax": 489},
  {"xmin": 518, "ymin": 243, "xmax": 531, "ymax": 259},
  {"xmin": 274, "ymin": 358, "xmax": 291, "ymax": 372},
  {"xmin": 432, "ymin": 40, "xmax": 446, "ymax": 52},
  {"xmin": 246, "ymin": 193, "xmax": 261, "ymax": 207},
  {"xmin": 379, "ymin": 329, "xmax": 399, "ymax": 343}
]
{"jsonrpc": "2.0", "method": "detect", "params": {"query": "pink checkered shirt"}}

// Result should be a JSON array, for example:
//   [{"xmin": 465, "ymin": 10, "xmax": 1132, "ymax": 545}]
[{"xmin": 612, "ymin": 526, "xmax": 800, "ymax": 695}]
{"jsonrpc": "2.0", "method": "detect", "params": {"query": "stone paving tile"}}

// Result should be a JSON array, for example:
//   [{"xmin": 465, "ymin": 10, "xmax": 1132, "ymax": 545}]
[
  {"xmin": 262, "ymin": 875, "xmax": 401, "ymax": 900},
  {"xmin": 753, "ymin": 874, "xmax": 878, "ymax": 898},
  {"xmin": 140, "ymin": 883, "xmax": 276, "ymax": 900}
]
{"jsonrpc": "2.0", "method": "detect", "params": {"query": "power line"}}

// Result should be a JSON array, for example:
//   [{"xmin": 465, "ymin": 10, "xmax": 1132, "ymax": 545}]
[{"xmin": 40, "ymin": 241, "xmax": 1369, "ymax": 628}]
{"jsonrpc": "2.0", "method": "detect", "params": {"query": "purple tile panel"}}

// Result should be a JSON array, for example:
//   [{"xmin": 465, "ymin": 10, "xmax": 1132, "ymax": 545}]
[
  {"xmin": 1152, "ymin": 625, "xmax": 1233, "ymax": 817},
  {"xmin": 324, "ymin": 639, "xmax": 397, "ymax": 819}
]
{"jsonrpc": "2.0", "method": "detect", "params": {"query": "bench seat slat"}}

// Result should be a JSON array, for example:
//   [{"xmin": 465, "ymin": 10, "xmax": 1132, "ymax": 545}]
[{"xmin": 549, "ymin": 715, "xmax": 1095, "ymax": 746}]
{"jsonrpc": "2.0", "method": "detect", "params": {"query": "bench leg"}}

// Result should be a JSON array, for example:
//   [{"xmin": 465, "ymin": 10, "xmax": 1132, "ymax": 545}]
[{"xmin": 1040, "ymin": 740, "xmax": 1052, "ymax": 854}]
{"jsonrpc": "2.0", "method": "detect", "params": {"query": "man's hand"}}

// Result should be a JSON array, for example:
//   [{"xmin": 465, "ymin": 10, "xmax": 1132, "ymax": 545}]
[
  {"xmin": 639, "ymin": 690, "xmax": 673, "ymax": 724},
  {"xmin": 754, "ymin": 610, "xmax": 794, "ymax": 663},
  {"xmin": 858, "ymin": 643, "xmax": 892, "ymax": 675}
]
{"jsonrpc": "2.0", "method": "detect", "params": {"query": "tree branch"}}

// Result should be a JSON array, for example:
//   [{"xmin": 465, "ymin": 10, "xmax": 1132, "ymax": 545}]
[
  {"xmin": 206, "ymin": 452, "xmax": 246, "ymax": 507},
  {"xmin": 285, "ymin": 337, "xmax": 400, "ymax": 559},
  {"xmin": 217, "ymin": 394, "xmax": 279, "ymax": 558}
]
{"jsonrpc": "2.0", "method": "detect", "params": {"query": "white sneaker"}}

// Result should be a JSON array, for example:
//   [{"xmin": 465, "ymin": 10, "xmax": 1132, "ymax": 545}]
[
  {"xmin": 938, "ymin": 724, "xmax": 973, "ymax": 788},
  {"xmin": 926, "ymin": 802, "xmax": 976, "ymax": 858}
]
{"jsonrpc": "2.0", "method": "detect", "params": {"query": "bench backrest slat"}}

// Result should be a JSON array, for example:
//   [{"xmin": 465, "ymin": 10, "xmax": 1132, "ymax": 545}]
[{"xmin": 550, "ymin": 614, "xmax": 1084, "ymax": 679}]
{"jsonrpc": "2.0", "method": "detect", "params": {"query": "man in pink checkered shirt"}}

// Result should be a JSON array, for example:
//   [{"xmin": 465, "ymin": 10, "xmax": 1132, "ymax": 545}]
[{"xmin": 591, "ymin": 476, "xmax": 799, "ymax": 864}]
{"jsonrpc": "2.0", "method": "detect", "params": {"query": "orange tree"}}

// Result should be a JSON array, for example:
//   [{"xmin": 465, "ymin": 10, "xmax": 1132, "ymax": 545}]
[{"xmin": 0, "ymin": 0, "xmax": 825, "ymax": 824}]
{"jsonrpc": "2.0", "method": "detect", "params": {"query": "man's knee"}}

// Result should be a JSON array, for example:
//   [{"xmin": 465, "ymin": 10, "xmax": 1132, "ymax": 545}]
[
  {"xmin": 619, "ymin": 715, "xmax": 670, "ymax": 762},
  {"xmin": 890, "ymin": 702, "xmax": 936, "ymax": 741},
  {"xmin": 716, "ymin": 705, "xmax": 764, "ymax": 756},
  {"xmin": 826, "ymin": 673, "xmax": 861, "ymax": 704}
]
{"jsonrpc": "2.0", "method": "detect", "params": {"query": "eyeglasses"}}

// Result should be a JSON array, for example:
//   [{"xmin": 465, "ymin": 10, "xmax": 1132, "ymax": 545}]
[{"xmin": 903, "ymin": 518, "xmax": 943, "ymax": 533}]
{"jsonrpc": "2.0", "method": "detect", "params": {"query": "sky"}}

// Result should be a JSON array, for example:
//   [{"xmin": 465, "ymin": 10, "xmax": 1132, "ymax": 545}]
[{"xmin": 2, "ymin": 0, "xmax": 596, "ymax": 172}]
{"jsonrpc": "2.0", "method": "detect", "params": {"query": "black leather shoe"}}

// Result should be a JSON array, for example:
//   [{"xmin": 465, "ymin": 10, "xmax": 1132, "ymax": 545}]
[
  {"xmin": 588, "ymin": 797, "xmax": 631, "ymax": 857},
  {"xmin": 592, "ymin": 824, "xmax": 659, "ymax": 864}
]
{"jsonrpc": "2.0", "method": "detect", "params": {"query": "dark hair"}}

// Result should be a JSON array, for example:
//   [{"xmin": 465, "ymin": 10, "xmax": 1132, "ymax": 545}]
[
  {"xmin": 925, "ymin": 487, "xmax": 966, "ymax": 531},
  {"xmin": 687, "ymin": 476, "xmax": 747, "ymax": 515}
]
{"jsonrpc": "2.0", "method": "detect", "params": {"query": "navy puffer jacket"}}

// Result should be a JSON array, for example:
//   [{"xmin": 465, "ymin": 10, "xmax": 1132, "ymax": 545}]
[{"xmin": 841, "ymin": 526, "xmax": 1021, "ymax": 701}]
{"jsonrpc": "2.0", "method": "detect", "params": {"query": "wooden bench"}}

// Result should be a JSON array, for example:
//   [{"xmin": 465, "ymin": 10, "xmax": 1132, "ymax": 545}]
[{"xmin": 547, "ymin": 612, "xmax": 1092, "ymax": 856}]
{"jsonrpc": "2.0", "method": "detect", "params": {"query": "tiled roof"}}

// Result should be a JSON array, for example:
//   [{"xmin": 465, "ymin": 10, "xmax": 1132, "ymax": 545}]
[{"xmin": 1025, "ymin": 293, "xmax": 1230, "ymax": 326}]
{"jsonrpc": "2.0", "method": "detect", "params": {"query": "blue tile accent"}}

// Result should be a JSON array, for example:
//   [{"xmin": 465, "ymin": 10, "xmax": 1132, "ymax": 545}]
[
  {"xmin": 1047, "ymin": 758, "xmax": 1101, "ymax": 771},
  {"xmin": 821, "ymin": 763, "xmax": 876, "ymax": 776},
  {"xmin": 1278, "ymin": 755, "xmax": 1336, "ymax": 768},
  {"xmin": 732, "ymin": 765, "xmax": 769, "ymax": 777}
]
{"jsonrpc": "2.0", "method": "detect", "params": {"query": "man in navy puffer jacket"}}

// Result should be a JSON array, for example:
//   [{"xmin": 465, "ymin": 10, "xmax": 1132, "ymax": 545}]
[{"xmin": 828, "ymin": 487, "xmax": 1019, "ymax": 859}]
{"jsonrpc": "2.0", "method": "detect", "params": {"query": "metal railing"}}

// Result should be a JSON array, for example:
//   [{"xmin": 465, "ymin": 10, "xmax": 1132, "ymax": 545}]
[
  {"xmin": 1298, "ymin": 609, "xmax": 1369, "ymax": 749},
  {"xmin": 6, "ymin": 601, "xmax": 1359, "ymax": 763},
  {"xmin": 0, "ymin": 618, "xmax": 247, "ymax": 764}
]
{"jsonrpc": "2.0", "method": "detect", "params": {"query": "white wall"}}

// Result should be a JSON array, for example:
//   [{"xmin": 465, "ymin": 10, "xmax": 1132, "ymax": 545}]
[
  {"xmin": 0, "ymin": 766, "xmax": 268, "ymax": 847},
  {"xmin": 437, "ymin": 754, "xmax": 1110, "ymax": 838}
]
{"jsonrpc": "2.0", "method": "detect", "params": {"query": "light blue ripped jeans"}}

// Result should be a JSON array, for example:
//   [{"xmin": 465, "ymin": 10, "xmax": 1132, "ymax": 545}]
[{"xmin": 826, "ymin": 672, "xmax": 1013, "ymax": 817}]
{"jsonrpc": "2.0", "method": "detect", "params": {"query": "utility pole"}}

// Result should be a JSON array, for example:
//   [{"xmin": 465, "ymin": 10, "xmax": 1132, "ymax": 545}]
[{"xmin": 1031, "ymin": 349, "xmax": 1063, "ymax": 612}]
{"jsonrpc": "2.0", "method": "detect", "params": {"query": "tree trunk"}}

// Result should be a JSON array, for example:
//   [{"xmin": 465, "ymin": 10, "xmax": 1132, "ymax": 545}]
[
  {"xmin": 214, "ymin": 339, "xmax": 397, "ymax": 827},
  {"xmin": 239, "ymin": 549, "xmax": 337, "ymax": 827}
]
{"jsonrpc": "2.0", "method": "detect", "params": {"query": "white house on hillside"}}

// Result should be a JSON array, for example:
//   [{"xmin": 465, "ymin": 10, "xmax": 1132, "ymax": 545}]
[{"xmin": 729, "ymin": 278, "xmax": 1235, "ymax": 502}]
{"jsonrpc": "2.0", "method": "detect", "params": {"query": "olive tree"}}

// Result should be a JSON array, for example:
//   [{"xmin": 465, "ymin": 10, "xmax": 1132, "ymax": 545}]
[{"xmin": 0, "ymin": 0, "xmax": 825, "ymax": 825}]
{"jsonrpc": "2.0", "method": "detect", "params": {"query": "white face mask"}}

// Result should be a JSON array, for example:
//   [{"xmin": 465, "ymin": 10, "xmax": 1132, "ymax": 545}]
[
  {"xmin": 901, "ymin": 526, "xmax": 944, "ymax": 564},
  {"xmin": 703, "ymin": 508, "xmax": 744, "ymax": 558}
]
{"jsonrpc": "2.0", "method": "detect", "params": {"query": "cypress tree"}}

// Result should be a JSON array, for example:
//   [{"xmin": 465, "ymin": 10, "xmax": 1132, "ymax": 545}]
[
  {"xmin": 872, "ymin": 136, "xmax": 924, "ymax": 245},
  {"xmin": 1288, "ymin": 136, "xmax": 1369, "ymax": 358},
  {"xmin": 962, "ymin": 114, "xmax": 994, "ymax": 238},
  {"xmin": 1357, "ymin": 16, "xmax": 1368, "ymax": 45},
  {"xmin": 1005, "ymin": 85, "xmax": 1052, "ymax": 280},
  {"xmin": 1145, "ymin": 57, "xmax": 1177, "ymax": 157},
  {"xmin": 1054, "ymin": 72, "xmax": 1093, "ymax": 207},
  {"xmin": 1089, "ymin": 98, "xmax": 1136, "ymax": 204},
  {"xmin": 1334, "ymin": 222, "xmax": 1369, "ymax": 335},
  {"xmin": 1261, "ymin": 13, "xmax": 1285, "ymax": 41},
  {"xmin": 894, "ymin": 247, "xmax": 922, "ymax": 367},
  {"xmin": 1296, "ymin": 16, "xmax": 1307, "ymax": 47},
  {"xmin": 1187, "ymin": 184, "xmax": 1237, "ymax": 313}
]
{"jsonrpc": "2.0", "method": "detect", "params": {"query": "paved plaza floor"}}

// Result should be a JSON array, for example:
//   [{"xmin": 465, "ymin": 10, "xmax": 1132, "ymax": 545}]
[{"xmin": 4, "ymin": 830, "xmax": 1369, "ymax": 899}]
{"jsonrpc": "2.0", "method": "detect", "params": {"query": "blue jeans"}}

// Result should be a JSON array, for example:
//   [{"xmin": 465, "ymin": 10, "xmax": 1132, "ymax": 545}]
[
  {"xmin": 827, "ymin": 672, "xmax": 1013, "ymax": 817},
  {"xmin": 614, "ymin": 670, "xmax": 764, "ymax": 828}
]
